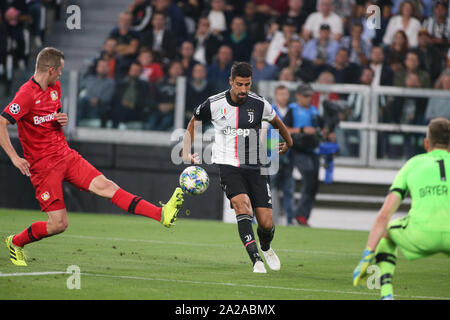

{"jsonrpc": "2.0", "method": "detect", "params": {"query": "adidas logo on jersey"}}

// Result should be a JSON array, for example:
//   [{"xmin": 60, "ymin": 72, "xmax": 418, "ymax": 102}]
[{"xmin": 223, "ymin": 126, "xmax": 250, "ymax": 137}]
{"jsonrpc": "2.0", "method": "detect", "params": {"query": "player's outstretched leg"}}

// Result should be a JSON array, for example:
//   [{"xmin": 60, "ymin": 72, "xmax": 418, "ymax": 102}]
[
  {"xmin": 111, "ymin": 187, "xmax": 184, "ymax": 228},
  {"xmin": 92, "ymin": 175, "xmax": 183, "ymax": 227},
  {"xmin": 257, "ymin": 226, "xmax": 280, "ymax": 271},
  {"xmin": 375, "ymin": 237, "xmax": 398, "ymax": 300},
  {"xmin": 5, "ymin": 221, "xmax": 49, "ymax": 266}
]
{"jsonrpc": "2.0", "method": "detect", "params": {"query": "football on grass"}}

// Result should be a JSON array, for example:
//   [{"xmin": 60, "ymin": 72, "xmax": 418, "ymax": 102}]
[{"xmin": 179, "ymin": 166, "xmax": 209, "ymax": 195}]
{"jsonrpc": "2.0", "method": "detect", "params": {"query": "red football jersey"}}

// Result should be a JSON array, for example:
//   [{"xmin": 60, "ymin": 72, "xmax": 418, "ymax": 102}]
[{"xmin": 1, "ymin": 77, "xmax": 71, "ymax": 171}]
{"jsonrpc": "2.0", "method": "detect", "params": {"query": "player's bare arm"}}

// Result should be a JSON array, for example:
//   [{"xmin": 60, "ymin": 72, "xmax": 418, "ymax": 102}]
[
  {"xmin": 366, "ymin": 192, "xmax": 402, "ymax": 250},
  {"xmin": 0, "ymin": 116, "xmax": 31, "ymax": 176},
  {"xmin": 182, "ymin": 116, "xmax": 201, "ymax": 164},
  {"xmin": 269, "ymin": 114, "xmax": 293, "ymax": 155}
]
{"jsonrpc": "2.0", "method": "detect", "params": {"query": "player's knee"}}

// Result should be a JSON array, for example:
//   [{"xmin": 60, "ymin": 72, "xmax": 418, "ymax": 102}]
[
  {"xmin": 259, "ymin": 216, "xmax": 273, "ymax": 230},
  {"xmin": 231, "ymin": 199, "xmax": 252, "ymax": 215},
  {"xmin": 48, "ymin": 219, "xmax": 68, "ymax": 235},
  {"xmin": 92, "ymin": 176, "xmax": 119, "ymax": 194}
]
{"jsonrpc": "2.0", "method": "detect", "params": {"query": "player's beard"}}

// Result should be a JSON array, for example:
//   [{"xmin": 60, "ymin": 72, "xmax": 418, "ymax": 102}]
[{"xmin": 236, "ymin": 92, "xmax": 247, "ymax": 104}]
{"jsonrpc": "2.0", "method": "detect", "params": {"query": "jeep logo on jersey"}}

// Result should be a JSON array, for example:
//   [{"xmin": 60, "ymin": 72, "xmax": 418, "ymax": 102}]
[
  {"xmin": 50, "ymin": 90, "xmax": 58, "ymax": 101},
  {"xmin": 34, "ymin": 112, "xmax": 57, "ymax": 125},
  {"xmin": 223, "ymin": 126, "xmax": 250, "ymax": 137},
  {"xmin": 9, "ymin": 103, "xmax": 20, "ymax": 115}
]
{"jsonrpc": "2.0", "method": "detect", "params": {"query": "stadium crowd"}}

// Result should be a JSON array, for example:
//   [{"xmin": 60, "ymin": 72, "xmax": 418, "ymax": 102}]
[
  {"xmin": 0, "ymin": 0, "xmax": 62, "ymax": 79},
  {"xmin": 1, "ymin": 1, "xmax": 449, "ymax": 130},
  {"xmin": 76, "ymin": 0, "xmax": 450, "ymax": 130}
]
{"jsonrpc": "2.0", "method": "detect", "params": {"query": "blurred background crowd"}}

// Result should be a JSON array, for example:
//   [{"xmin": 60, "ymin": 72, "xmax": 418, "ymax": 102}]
[{"xmin": 1, "ymin": 0, "xmax": 449, "ymax": 131}]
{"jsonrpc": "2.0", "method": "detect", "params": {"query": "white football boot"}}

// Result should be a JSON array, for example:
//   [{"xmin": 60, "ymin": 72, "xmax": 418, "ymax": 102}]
[
  {"xmin": 253, "ymin": 260, "xmax": 267, "ymax": 273},
  {"xmin": 261, "ymin": 247, "xmax": 281, "ymax": 271}
]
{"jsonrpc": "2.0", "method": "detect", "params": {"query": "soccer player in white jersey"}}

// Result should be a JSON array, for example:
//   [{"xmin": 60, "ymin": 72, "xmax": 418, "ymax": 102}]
[{"xmin": 182, "ymin": 62, "xmax": 293, "ymax": 273}]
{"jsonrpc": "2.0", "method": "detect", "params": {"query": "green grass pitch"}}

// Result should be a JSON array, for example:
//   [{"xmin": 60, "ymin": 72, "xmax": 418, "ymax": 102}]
[{"xmin": 0, "ymin": 208, "xmax": 449, "ymax": 300}]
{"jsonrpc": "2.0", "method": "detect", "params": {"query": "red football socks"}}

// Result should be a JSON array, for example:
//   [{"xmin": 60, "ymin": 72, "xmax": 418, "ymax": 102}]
[
  {"xmin": 12, "ymin": 221, "xmax": 48, "ymax": 247},
  {"xmin": 111, "ymin": 188, "xmax": 162, "ymax": 222}
]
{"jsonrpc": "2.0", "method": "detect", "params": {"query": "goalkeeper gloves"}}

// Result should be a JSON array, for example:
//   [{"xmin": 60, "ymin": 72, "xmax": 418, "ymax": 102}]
[{"xmin": 352, "ymin": 247, "xmax": 375, "ymax": 287}]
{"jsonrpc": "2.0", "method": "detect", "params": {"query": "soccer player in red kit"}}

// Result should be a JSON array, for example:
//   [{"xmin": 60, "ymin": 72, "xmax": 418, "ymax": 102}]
[{"xmin": 1, "ymin": 47, "xmax": 184, "ymax": 266}]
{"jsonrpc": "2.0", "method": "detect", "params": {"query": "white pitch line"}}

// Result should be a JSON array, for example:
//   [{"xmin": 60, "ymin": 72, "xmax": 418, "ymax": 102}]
[
  {"xmin": 0, "ymin": 271, "xmax": 69, "ymax": 277},
  {"xmin": 1, "ymin": 271, "xmax": 448, "ymax": 300}
]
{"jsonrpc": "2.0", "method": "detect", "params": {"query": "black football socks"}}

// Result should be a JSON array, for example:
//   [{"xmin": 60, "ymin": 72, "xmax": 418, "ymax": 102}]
[
  {"xmin": 257, "ymin": 225, "xmax": 275, "ymax": 251},
  {"xmin": 236, "ymin": 214, "xmax": 262, "ymax": 265}
]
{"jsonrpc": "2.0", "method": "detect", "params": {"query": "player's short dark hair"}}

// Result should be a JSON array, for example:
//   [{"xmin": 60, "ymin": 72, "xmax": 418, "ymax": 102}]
[
  {"xmin": 427, "ymin": 117, "xmax": 450, "ymax": 148},
  {"xmin": 231, "ymin": 62, "xmax": 252, "ymax": 80},
  {"xmin": 36, "ymin": 47, "xmax": 65, "ymax": 72}
]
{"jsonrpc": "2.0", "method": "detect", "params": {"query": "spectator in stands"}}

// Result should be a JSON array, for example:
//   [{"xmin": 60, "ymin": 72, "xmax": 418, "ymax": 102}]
[
  {"xmin": 369, "ymin": 45, "xmax": 394, "ymax": 86},
  {"xmin": 137, "ymin": 47, "xmax": 164, "ymax": 83},
  {"xmin": 243, "ymin": 1, "xmax": 268, "ymax": 43},
  {"xmin": 177, "ymin": 0, "xmax": 206, "ymax": 22},
  {"xmin": 333, "ymin": 0, "xmax": 357, "ymax": 36},
  {"xmin": 253, "ymin": 0, "xmax": 289, "ymax": 17},
  {"xmin": 109, "ymin": 11, "xmax": 140, "ymax": 78},
  {"xmin": 384, "ymin": 30, "xmax": 409, "ymax": 72},
  {"xmin": 129, "ymin": 0, "xmax": 153, "ymax": 33},
  {"xmin": 141, "ymin": 11, "xmax": 178, "ymax": 63},
  {"xmin": 394, "ymin": 50, "xmax": 431, "ymax": 88},
  {"xmin": 147, "ymin": 60, "xmax": 184, "ymax": 131},
  {"xmin": 191, "ymin": 16, "xmax": 223, "ymax": 65},
  {"xmin": 348, "ymin": 67, "xmax": 374, "ymax": 121},
  {"xmin": 224, "ymin": 16, "xmax": 254, "ymax": 62},
  {"xmin": 276, "ymin": 39, "xmax": 317, "ymax": 83},
  {"xmin": 0, "ymin": 10, "xmax": 8, "ymax": 77},
  {"xmin": 278, "ymin": 66, "xmax": 295, "ymax": 81},
  {"xmin": 268, "ymin": 85, "xmax": 295, "ymax": 225},
  {"xmin": 422, "ymin": 0, "xmax": 450, "ymax": 56},
  {"xmin": 3, "ymin": 3, "xmax": 28, "ymax": 70},
  {"xmin": 390, "ymin": 0, "xmax": 421, "ymax": 18},
  {"xmin": 389, "ymin": 72, "xmax": 428, "ymax": 124},
  {"xmin": 266, "ymin": 17, "xmax": 300, "ymax": 65},
  {"xmin": 425, "ymin": 69, "xmax": 450, "ymax": 122},
  {"xmin": 112, "ymin": 61, "xmax": 150, "ymax": 129},
  {"xmin": 311, "ymin": 71, "xmax": 340, "ymax": 112},
  {"xmin": 185, "ymin": 63, "xmax": 215, "ymax": 124},
  {"xmin": 339, "ymin": 21, "xmax": 372, "ymax": 66},
  {"xmin": 277, "ymin": 0, "xmax": 309, "ymax": 35},
  {"xmin": 383, "ymin": 0, "xmax": 421, "ymax": 48},
  {"xmin": 328, "ymin": 47, "xmax": 361, "ymax": 84},
  {"xmin": 205, "ymin": 0, "xmax": 232, "ymax": 36},
  {"xmin": 88, "ymin": 37, "xmax": 118, "ymax": 78},
  {"xmin": 153, "ymin": 0, "xmax": 187, "ymax": 43},
  {"xmin": 207, "ymin": 45, "xmax": 233, "ymax": 91},
  {"xmin": 302, "ymin": 0, "xmax": 344, "ymax": 41},
  {"xmin": 27, "ymin": 0, "xmax": 44, "ymax": 48},
  {"xmin": 78, "ymin": 59, "xmax": 115, "ymax": 127},
  {"xmin": 302, "ymin": 24, "xmax": 340, "ymax": 72},
  {"xmin": 415, "ymin": 29, "xmax": 444, "ymax": 84},
  {"xmin": 250, "ymin": 42, "xmax": 279, "ymax": 83},
  {"xmin": 178, "ymin": 40, "xmax": 201, "ymax": 77},
  {"xmin": 284, "ymin": 83, "xmax": 323, "ymax": 227},
  {"xmin": 387, "ymin": 72, "xmax": 428, "ymax": 158}
]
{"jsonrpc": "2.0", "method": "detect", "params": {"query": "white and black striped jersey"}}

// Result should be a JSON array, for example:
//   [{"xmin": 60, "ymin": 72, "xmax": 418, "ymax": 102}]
[{"xmin": 194, "ymin": 90, "xmax": 276, "ymax": 168}]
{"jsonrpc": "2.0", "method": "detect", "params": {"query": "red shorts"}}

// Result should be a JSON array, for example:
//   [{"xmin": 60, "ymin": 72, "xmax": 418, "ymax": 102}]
[{"xmin": 30, "ymin": 149, "xmax": 102, "ymax": 212}]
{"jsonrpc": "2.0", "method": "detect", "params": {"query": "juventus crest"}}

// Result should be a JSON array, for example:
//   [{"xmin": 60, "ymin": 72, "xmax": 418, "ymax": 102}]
[{"xmin": 248, "ymin": 110, "xmax": 254, "ymax": 123}]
